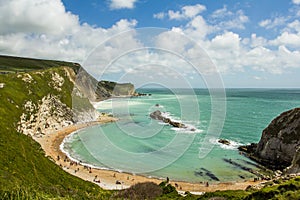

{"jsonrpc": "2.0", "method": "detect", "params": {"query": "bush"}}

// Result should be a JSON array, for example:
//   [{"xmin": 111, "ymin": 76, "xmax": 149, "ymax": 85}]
[{"xmin": 113, "ymin": 182, "xmax": 163, "ymax": 200}]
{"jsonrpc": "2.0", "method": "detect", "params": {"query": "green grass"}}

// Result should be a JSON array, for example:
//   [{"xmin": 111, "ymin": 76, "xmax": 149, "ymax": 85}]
[
  {"xmin": 0, "ymin": 64, "xmax": 112, "ymax": 199},
  {"xmin": 0, "ymin": 55, "xmax": 79, "ymax": 73}
]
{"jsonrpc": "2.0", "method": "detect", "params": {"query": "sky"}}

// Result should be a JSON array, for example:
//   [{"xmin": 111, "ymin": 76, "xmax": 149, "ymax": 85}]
[{"xmin": 0, "ymin": 0, "xmax": 300, "ymax": 88}]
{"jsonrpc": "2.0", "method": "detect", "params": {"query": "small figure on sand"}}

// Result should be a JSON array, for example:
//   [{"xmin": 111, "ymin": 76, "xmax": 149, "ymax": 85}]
[
  {"xmin": 166, "ymin": 177, "xmax": 169, "ymax": 183},
  {"xmin": 205, "ymin": 182, "xmax": 209, "ymax": 187}
]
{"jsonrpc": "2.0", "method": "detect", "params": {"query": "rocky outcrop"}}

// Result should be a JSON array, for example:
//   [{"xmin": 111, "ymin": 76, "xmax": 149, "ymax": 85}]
[
  {"xmin": 18, "ymin": 94, "xmax": 74, "ymax": 136},
  {"xmin": 239, "ymin": 108, "xmax": 300, "ymax": 173},
  {"xmin": 150, "ymin": 110, "xmax": 186, "ymax": 128},
  {"xmin": 218, "ymin": 139, "xmax": 231, "ymax": 145},
  {"xmin": 75, "ymin": 68, "xmax": 137, "ymax": 102}
]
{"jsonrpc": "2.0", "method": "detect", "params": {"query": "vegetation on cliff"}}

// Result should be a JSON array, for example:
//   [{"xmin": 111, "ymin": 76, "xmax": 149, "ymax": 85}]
[{"xmin": 0, "ymin": 62, "xmax": 111, "ymax": 198}]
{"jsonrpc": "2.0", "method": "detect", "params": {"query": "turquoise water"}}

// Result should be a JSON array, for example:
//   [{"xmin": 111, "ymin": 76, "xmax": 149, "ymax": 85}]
[{"xmin": 63, "ymin": 89, "xmax": 300, "ymax": 183}]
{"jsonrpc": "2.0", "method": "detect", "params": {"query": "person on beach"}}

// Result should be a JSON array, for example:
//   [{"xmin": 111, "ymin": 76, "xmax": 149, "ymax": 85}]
[{"xmin": 205, "ymin": 182, "xmax": 209, "ymax": 187}]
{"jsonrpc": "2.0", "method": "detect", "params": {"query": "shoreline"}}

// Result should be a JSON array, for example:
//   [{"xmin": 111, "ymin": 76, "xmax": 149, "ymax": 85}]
[{"xmin": 35, "ymin": 116, "xmax": 266, "ymax": 193}]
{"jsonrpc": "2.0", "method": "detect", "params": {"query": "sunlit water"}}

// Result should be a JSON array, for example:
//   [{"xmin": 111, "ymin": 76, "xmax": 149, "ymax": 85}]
[{"xmin": 62, "ymin": 89, "xmax": 300, "ymax": 183}]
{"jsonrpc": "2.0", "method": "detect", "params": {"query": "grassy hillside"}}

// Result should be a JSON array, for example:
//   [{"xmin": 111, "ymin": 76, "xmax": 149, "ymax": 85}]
[
  {"xmin": 0, "ymin": 61, "xmax": 111, "ymax": 199},
  {"xmin": 0, "ymin": 55, "xmax": 79, "ymax": 73}
]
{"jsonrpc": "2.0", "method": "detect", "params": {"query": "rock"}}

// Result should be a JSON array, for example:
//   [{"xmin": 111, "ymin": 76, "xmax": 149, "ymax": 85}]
[
  {"xmin": 239, "ymin": 108, "xmax": 300, "ymax": 173},
  {"xmin": 150, "ymin": 110, "xmax": 163, "ymax": 120},
  {"xmin": 150, "ymin": 110, "xmax": 186, "ymax": 129},
  {"xmin": 218, "ymin": 139, "xmax": 231, "ymax": 145}
]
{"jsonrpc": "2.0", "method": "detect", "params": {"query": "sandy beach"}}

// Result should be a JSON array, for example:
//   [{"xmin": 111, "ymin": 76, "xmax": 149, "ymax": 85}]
[{"xmin": 35, "ymin": 116, "xmax": 266, "ymax": 193}]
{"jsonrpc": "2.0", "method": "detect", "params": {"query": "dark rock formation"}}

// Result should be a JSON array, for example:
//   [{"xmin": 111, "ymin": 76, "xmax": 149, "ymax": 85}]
[
  {"xmin": 239, "ymin": 108, "xmax": 300, "ymax": 173},
  {"xmin": 218, "ymin": 139, "xmax": 231, "ymax": 145},
  {"xmin": 150, "ymin": 110, "xmax": 186, "ymax": 128}
]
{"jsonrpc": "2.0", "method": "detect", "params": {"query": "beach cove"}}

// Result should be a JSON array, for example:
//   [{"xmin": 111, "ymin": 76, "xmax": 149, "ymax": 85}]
[
  {"xmin": 35, "ymin": 88, "xmax": 300, "ymax": 193},
  {"xmin": 34, "ymin": 115, "xmax": 265, "ymax": 193}
]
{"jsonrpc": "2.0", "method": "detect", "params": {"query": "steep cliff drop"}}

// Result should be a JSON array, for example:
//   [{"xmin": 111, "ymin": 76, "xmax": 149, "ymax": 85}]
[{"xmin": 239, "ymin": 108, "xmax": 300, "ymax": 174}]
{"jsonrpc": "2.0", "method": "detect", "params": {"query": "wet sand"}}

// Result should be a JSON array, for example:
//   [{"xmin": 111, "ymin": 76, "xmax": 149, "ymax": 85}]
[{"xmin": 35, "ymin": 116, "xmax": 266, "ymax": 193}]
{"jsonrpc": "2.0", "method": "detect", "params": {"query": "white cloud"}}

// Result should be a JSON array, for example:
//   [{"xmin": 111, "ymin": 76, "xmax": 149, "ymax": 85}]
[
  {"xmin": 292, "ymin": 0, "xmax": 300, "ymax": 5},
  {"xmin": 154, "ymin": 4, "xmax": 206, "ymax": 20},
  {"xmin": 210, "ymin": 6, "xmax": 233, "ymax": 19},
  {"xmin": 0, "ymin": 0, "xmax": 79, "ymax": 35},
  {"xmin": 286, "ymin": 20, "xmax": 300, "ymax": 33},
  {"xmin": 1, "ymin": 0, "xmax": 300, "ymax": 84},
  {"xmin": 259, "ymin": 17, "xmax": 288, "ymax": 29},
  {"xmin": 269, "ymin": 32, "xmax": 300, "ymax": 48},
  {"xmin": 210, "ymin": 9, "xmax": 249, "ymax": 31},
  {"xmin": 0, "ymin": 0, "xmax": 137, "ymax": 64},
  {"xmin": 250, "ymin": 34, "xmax": 268, "ymax": 48},
  {"xmin": 109, "ymin": 0, "xmax": 138, "ymax": 10},
  {"xmin": 153, "ymin": 12, "xmax": 165, "ymax": 19},
  {"xmin": 181, "ymin": 4, "xmax": 207, "ymax": 18}
]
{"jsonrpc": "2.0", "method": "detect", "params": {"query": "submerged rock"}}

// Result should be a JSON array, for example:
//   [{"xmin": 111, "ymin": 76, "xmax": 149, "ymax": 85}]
[{"xmin": 239, "ymin": 107, "xmax": 300, "ymax": 173}]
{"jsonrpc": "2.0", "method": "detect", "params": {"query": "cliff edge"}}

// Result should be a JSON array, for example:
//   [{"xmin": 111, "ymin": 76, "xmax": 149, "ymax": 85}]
[{"xmin": 239, "ymin": 107, "xmax": 300, "ymax": 173}]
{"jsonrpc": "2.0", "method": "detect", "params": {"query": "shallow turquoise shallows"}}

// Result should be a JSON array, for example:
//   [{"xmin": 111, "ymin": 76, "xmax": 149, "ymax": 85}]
[{"xmin": 62, "ymin": 88, "xmax": 300, "ymax": 183}]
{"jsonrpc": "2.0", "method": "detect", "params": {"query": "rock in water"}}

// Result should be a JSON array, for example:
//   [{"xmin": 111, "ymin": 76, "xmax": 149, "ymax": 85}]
[
  {"xmin": 149, "ymin": 110, "xmax": 163, "ymax": 120},
  {"xmin": 239, "ymin": 107, "xmax": 300, "ymax": 173},
  {"xmin": 218, "ymin": 139, "xmax": 231, "ymax": 145},
  {"xmin": 150, "ymin": 110, "xmax": 186, "ymax": 128}
]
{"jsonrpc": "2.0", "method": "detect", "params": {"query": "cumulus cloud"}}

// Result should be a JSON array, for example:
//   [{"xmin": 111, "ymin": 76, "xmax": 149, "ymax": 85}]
[
  {"xmin": 153, "ymin": 12, "xmax": 165, "ymax": 19},
  {"xmin": 259, "ymin": 17, "xmax": 288, "ymax": 29},
  {"xmin": 209, "ymin": 8, "xmax": 249, "ymax": 31},
  {"xmin": 269, "ymin": 32, "xmax": 300, "ymax": 48},
  {"xmin": 292, "ymin": 0, "xmax": 300, "ymax": 5},
  {"xmin": 0, "ymin": 0, "xmax": 137, "ymax": 64},
  {"xmin": 0, "ymin": 0, "xmax": 78, "ymax": 35},
  {"xmin": 1, "ymin": 0, "xmax": 300, "ymax": 84},
  {"xmin": 154, "ymin": 4, "xmax": 206, "ymax": 20},
  {"xmin": 109, "ymin": 0, "xmax": 138, "ymax": 10}
]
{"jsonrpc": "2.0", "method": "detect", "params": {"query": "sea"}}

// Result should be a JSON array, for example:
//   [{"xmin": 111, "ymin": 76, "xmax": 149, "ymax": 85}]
[{"xmin": 62, "ymin": 88, "xmax": 300, "ymax": 183}]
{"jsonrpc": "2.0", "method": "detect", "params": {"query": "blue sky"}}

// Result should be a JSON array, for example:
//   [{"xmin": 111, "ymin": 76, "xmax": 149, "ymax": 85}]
[{"xmin": 0, "ymin": 0, "xmax": 300, "ymax": 88}]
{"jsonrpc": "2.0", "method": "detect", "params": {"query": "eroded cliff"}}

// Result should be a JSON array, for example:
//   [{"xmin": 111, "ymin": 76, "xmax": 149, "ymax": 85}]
[{"xmin": 239, "ymin": 108, "xmax": 300, "ymax": 173}]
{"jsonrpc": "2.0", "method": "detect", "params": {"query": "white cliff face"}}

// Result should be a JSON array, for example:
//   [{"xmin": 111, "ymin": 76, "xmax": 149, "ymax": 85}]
[
  {"xmin": 49, "ymin": 72, "xmax": 64, "ymax": 91},
  {"xmin": 18, "ymin": 94, "xmax": 74, "ymax": 136},
  {"xmin": 16, "ymin": 67, "xmax": 101, "ymax": 137}
]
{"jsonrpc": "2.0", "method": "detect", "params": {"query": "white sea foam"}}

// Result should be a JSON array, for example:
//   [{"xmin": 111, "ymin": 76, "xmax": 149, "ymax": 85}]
[
  {"xmin": 92, "ymin": 99, "xmax": 146, "ymax": 110},
  {"xmin": 159, "ymin": 111, "xmax": 203, "ymax": 134}
]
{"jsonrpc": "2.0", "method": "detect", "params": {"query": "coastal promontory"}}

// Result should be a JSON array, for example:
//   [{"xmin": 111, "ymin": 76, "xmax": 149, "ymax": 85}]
[{"xmin": 239, "ymin": 107, "xmax": 300, "ymax": 173}]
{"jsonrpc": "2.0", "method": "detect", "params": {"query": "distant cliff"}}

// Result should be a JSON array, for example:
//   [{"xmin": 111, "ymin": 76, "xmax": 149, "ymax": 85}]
[
  {"xmin": 75, "ymin": 68, "xmax": 136, "ymax": 102},
  {"xmin": 239, "ymin": 108, "xmax": 300, "ymax": 174}
]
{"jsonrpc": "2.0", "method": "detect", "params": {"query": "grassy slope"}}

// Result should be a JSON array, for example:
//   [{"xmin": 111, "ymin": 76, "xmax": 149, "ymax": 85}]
[
  {"xmin": 0, "ymin": 55, "xmax": 79, "ymax": 73},
  {"xmin": 0, "ymin": 64, "xmax": 111, "ymax": 199}
]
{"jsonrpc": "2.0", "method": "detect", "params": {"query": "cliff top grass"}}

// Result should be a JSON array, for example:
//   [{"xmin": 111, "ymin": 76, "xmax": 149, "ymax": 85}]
[{"xmin": 0, "ymin": 55, "xmax": 79, "ymax": 73}]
